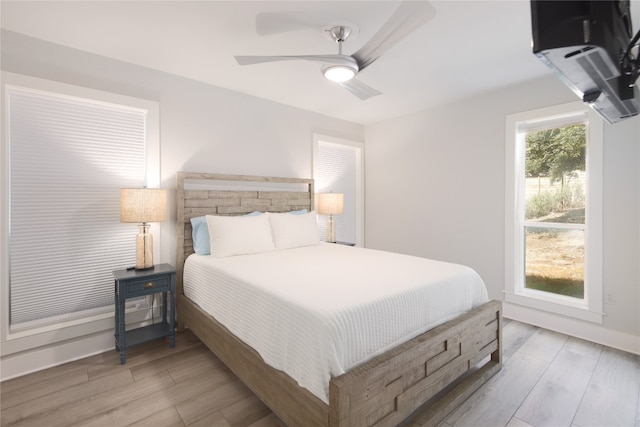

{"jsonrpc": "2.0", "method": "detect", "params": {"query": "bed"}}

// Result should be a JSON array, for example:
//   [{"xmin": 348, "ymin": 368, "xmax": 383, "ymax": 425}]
[{"xmin": 176, "ymin": 172, "xmax": 502, "ymax": 427}]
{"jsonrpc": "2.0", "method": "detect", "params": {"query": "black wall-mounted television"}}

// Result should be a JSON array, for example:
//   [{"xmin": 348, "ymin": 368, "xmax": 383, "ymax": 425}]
[{"xmin": 531, "ymin": 0, "xmax": 639, "ymax": 123}]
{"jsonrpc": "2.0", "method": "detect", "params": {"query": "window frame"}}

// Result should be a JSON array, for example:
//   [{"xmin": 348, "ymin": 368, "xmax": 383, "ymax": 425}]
[
  {"xmin": 504, "ymin": 101, "xmax": 604, "ymax": 323},
  {"xmin": 0, "ymin": 72, "xmax": 160, "ymax": 354}
]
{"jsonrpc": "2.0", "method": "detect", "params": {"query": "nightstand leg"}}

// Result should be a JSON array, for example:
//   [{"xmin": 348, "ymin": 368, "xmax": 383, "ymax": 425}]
[
  {"xmin": 169, "ymin": 289, "xmax": 176, "ymax": 348},
  {"xmin": 162, "ymin": 292, "xmax": 167, "ymax": 324},
  {"xmin": 114, "ymin": 281, "xmax": 119, "ymax": 351},
  {"xmin": 118, "ymin": 297, "xmax": 126, "ymax": 364}
]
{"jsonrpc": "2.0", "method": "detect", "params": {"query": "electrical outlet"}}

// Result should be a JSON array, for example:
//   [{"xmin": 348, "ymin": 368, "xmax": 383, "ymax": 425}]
[{"xmin": 605, "ymin": 293, "xmax": 615, "ymax": 305}]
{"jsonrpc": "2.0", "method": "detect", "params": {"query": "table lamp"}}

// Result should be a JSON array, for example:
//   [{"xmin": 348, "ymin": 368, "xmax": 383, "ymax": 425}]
[
  {"xmin": 318, "ymin": 193, "xmax": 344, "ymax": 243},
  {"xmin": 120, "ymin": 188, "xmax": 167, "ymax": 270}
]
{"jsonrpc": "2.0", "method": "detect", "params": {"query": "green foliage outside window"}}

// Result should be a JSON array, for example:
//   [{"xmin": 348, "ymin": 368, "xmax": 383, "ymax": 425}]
[
  {"xmin": 526, "ymin": 124, "xmax": 586, "ymax": 184},
  {"xmin": 525, "ymin": 182, "xmax": 585, "ymax": 221}
]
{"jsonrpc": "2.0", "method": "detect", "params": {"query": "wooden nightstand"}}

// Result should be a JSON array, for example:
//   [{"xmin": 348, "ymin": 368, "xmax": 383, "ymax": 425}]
[{"xmin": 113, "ymin": 263, "xmax": 176, "ymax": 364}]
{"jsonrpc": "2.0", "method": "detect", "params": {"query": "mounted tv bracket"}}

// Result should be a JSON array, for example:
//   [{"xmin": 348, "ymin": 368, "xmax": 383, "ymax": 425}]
[
  {"xmin": 586, "ymin": 28, "xmax": 639, "ymax": 105},
  {"xmin": 621, "ymin": 29, "xmax": 640, "ymax": 87}
]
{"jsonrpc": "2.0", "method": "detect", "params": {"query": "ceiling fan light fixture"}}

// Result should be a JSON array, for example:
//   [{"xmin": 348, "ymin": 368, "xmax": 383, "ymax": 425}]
[{"xmin": 323, "ymin": 65, "xmax": 356, "ymax": 83}]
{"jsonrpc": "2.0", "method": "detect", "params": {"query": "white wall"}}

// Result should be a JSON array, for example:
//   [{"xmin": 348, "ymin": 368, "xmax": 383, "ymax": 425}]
[
  {"xmin": 364, "ymin": 75, "xmax": 640, "ymax": 352},
  {"xmin": 0, "ymin": 30, "xmax": 363, "ymax": 378}
]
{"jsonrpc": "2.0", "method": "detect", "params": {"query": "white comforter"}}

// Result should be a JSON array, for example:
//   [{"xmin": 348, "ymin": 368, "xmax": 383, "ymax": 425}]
[{"xmin": 183, "ymin": 243, "xmax": 488, "ymax": 403}]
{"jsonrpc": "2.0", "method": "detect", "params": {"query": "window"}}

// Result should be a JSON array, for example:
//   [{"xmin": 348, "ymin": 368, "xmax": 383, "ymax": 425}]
[
  {"xmin": 2, "ymin": 73, "xmax": 159, "ymax": 340},
  {"xmin": 505, "ymin": 102, "xmax": 603, "ymax": 323},
  {"xmin": 313, "ymin": 134, "xmax": 364, "ymax": 246}
]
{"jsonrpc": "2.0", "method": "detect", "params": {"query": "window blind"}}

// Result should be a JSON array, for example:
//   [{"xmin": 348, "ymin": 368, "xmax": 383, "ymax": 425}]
[{"xmin": 9, "ymin": 88, "xmax": 146, "ymax": 327}]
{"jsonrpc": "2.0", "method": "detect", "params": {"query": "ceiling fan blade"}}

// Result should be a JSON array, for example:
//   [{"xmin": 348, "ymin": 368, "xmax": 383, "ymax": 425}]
[
  {"xmin": 337, "ymin": 79, "xmax": 383, "ymax": 100},
  {"xmin": 235, "ymin": 54, "xmax": 349, "ymax": 66},
  {"xmin": 352, "ymin": 0, "xmax": 436, "ymax": 71}
]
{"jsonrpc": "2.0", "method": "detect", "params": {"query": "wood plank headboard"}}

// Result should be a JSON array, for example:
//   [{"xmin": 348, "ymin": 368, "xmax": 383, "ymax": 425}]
[{"xmin": 176, "ymin": 172, "xmax": 314, "ymax": 295}]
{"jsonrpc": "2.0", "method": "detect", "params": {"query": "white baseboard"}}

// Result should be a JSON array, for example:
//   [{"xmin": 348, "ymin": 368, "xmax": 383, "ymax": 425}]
[
  {"xmin": 504, "ymin": 302, "xmax": 640, "ymax": 355},
  {"xmin": 0, "ymin": 330, "xmax": 114, "ymax": 381}
]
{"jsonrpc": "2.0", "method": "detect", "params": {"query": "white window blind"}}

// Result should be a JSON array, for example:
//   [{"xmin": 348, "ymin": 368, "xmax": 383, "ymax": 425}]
[{"xmin": 9, "ymin": 87, "xmax": 146, "ymax": 328}]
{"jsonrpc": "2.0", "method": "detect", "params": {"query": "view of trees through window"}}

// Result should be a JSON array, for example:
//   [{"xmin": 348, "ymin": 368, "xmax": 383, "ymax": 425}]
[{"xmin": 524, "ymin": 124, "xmax": 586, "ymax": 299}]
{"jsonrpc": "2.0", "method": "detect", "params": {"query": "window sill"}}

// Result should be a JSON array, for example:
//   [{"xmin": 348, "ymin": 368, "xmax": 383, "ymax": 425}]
[{"xmin": 504, "ymin": 291, "xmax": 604, "ymax": 324}]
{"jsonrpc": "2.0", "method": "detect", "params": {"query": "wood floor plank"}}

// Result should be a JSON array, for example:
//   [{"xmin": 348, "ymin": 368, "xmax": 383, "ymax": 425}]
[
  {"xmin": 128, "ymin": 406, "xmax": 186, "ymax": 427},
  {"xmin": 247, "ymin": 413, "xmax": 286, "ymax": 427},
  {"xmin": 74, "ymin": 368, "xmax": 228, "ymax": 426},
  {"xmin": 0, "ymin": 367, "xmax": 88, "ymax": 410},
  {"xmin": 168, "ymin": 350, "xmax": 223, "ymax": 384},
  {"xmin": 0, "ymin": 361, "xmax": 87, "ymax": 396},
  {"xmin": 175, "ymin": 379, "xmax": 252, "ymax": 425},
  {"xmin": 443, "ymin": 351, "xmax": 548, "ymax": 427},
  {"xmin": 516, "ymin": 327, "xmax": 568, "ymax": 362},
  {"xmin": 0, "ymin": 369, "xmax": 133, "ymax": 426},
  {"xmin": 572, "ymin": 347, "xmax": 640, "ymax": 427},
  {"xmin": 7, "ymin": 372, "xmax": 175, "ymax": 427},
  {"xmin": 636, "ymin": 381, "xmax": 640, "ymax": 427},
  {"xmin": 188, "ymin": 411, "xmax": 232, "ymax": 427},
  {"xmin": 131, "ymin": 343, "xmax": 212, "ymax": 381},
  {"xmin": 220, "ymin": 394, "xmax": 272, "ymax": 426},
  {"xmin": 88, "ymin": 333, "xmax": 202, "ymax": 381},
  {"xmin": 562, "ymin": 336, "xmax": 603, "ymax": 360},
  {"xmin": 506, "ymin": 417, "xmax": 534, "ymax": 427},
  {"xmin": 515, "ymin": 346, "xmax": 599, "ymax": 426},
  {"xmin": 501, "ymin": 320, "xmax": 538, "ymax": 361}
]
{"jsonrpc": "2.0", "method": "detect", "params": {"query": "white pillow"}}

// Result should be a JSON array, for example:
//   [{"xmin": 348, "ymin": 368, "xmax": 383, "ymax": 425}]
[
  {"xmin": 206, "ymin": 214, "xmax": 275, "ymax": 257},
  {"xmin": 269, "ymin": 211, "xmax": 320, "ymax": 250}
]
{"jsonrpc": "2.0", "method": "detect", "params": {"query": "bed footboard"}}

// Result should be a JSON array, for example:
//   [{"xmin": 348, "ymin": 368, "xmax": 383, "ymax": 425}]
[
  {"xmin": 179, "ymin": 294, "xmax": 501, "ymax": 427},
  {"xmin": 329, "ymin": 299, "xmax": 502, "ymax": 427}
]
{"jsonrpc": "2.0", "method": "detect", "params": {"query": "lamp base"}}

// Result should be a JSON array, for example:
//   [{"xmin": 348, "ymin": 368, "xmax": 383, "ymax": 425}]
[
  {"xmin": 136, "ymin": 224, "xmax": 154, "ymax": 270},
  {"xmin": 327, "ymin": 215, "xmax": 336, "ymax": 243}
]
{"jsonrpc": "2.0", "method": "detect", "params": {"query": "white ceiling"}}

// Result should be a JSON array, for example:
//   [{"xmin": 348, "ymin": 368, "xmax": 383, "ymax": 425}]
[{"xmin": 1, "ymin": 1, "xmax": 639, "ymax": 125}]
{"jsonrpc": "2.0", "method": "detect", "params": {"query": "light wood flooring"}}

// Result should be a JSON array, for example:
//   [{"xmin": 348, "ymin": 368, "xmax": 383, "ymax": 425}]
[{"xmin": 1, "ymin": 319, "xmax": 639, "ymax": 427}]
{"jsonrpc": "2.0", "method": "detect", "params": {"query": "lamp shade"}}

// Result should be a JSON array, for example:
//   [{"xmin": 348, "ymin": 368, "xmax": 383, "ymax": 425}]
[
  {"xmin": 318, "ymin": 193, "xmax": 344, "ymax": 215},
  {"xmin": 120, "ymin": 188, "xmax": 167, "ymax": 223}
]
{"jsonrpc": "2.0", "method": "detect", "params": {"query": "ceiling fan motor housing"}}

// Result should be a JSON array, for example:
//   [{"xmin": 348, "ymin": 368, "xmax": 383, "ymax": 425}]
[{"xmin": 321, "ymin": 56, "xmax": 359, "ymax": 82}]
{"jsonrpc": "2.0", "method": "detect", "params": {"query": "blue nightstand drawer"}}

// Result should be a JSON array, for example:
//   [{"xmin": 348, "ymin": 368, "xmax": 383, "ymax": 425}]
[{"xmin": 126, "ymin": 276, "xmax": 170, "ymax": 297}]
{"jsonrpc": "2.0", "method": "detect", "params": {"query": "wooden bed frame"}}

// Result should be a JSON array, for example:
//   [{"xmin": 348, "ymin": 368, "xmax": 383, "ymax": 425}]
[{"xmin": 176, "ymin": 172, "xmax": 502, "ymax": 427}]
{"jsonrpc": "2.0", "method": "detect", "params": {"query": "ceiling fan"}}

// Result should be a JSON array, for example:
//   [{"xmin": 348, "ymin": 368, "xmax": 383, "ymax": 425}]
[{"xmin": 234, "ymin": 1, "xmax": 436, "ymax": 100}]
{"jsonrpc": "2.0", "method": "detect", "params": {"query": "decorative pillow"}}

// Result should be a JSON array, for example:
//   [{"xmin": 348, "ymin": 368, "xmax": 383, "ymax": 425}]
[
  {"xmin": 269, "ymin": 211, "xmax": 320, "ymax": 250},
  {"xmin": 190, "ymin": 216, "xmax": 211, "ymax": 255},
  {"xmin": 289, "ymin": 209, "xmax": 308, "ymax": 215},
  {"xmin": 206, "ymin": 213, "xmax": 275, "ymax": 257}
]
